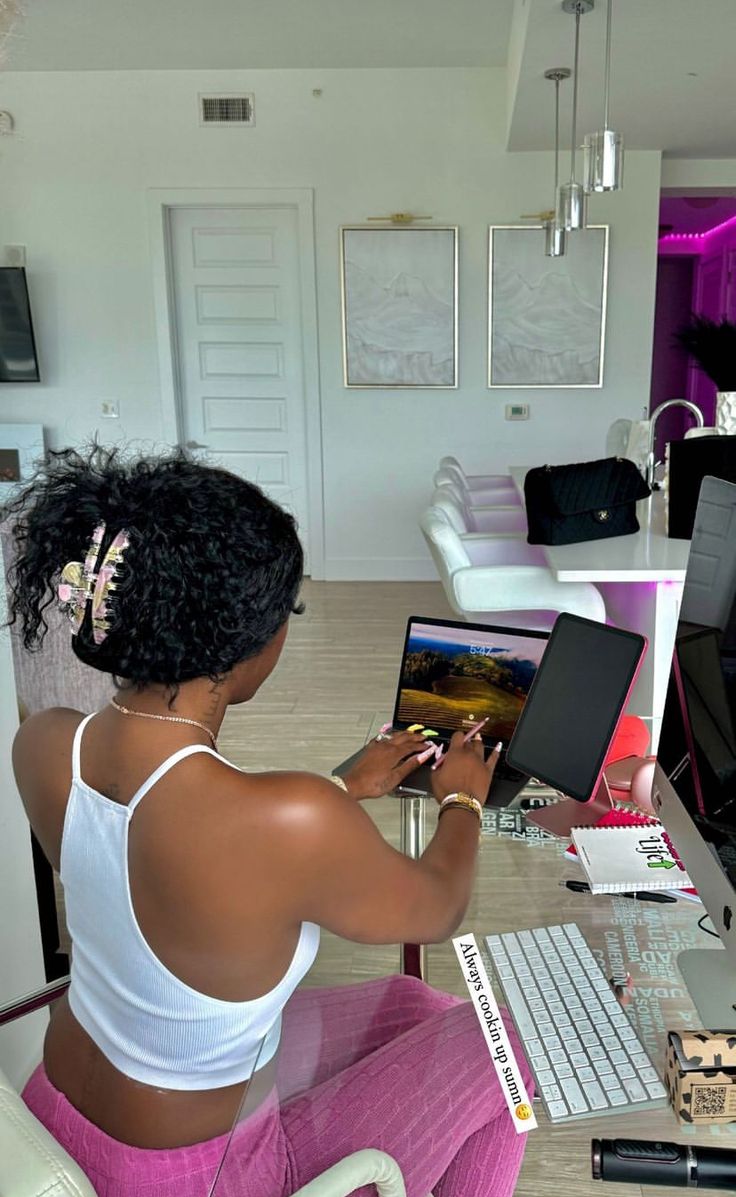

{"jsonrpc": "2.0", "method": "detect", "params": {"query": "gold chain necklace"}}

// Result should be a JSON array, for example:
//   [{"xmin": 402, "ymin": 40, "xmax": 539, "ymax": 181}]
[{"xmin": 110, "ymin": 698, "xmax": 218, "ymax": 749}]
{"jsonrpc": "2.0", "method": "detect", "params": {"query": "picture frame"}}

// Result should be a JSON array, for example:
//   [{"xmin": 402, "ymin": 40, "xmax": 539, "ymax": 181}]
[
  {"xmin": 488, "ymin": 224, "xmax": 609, "ymax": 389},
  {"xmin": 340, "ymin": 225, "xmax": 458, "ymax": 388}
]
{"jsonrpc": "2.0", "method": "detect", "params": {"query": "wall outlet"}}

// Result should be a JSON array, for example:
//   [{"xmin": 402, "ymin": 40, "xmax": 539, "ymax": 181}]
[
  {"xmin": 100, "ymin": 399, "xmax": 120, "ymax": 419},
  {"xmin": 505, "ymin": 403, "xmax": 529, "ymax": 421}
]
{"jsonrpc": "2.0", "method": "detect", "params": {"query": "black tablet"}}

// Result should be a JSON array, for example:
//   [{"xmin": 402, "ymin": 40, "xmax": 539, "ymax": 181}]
[{"xmin": 506, "ymin": 613, "xmax": 647, "ymax": 802}]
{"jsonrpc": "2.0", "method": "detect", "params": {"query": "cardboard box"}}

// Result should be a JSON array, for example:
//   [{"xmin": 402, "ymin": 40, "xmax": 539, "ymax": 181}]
[{"xmin": 665, "ymin": 1030, "xmax": 736, "ymax": 1124}]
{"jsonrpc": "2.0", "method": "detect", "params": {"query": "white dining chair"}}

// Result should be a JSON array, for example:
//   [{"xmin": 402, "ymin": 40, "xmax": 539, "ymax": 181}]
[
  {"xmin": 433, "ymin": 467, "xmax": 520, "ymax": 509},
  {"xmin": 432, "ymin": 470, "xmax": 522, "ymax": 514},
  {"xmin": 420, "ymin": 507, "xmax": 606, "ymax": 631},
  {"xmin": 439, "ymin": 456, "xmax": 516, "ymax": 497},
  {"xmin": 430, "ymin": 487, "xmax": 527, "ymax": 537}
]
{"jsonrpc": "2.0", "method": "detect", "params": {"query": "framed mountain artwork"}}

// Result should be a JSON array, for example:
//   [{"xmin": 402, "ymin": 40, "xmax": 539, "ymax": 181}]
[
  {"xmin": 340, "ymin": 225, "xmax": 458, "ymax": 388},
  {"xmin": 488, "ymin": 224, "xmax": 609, "ymax": 388}
]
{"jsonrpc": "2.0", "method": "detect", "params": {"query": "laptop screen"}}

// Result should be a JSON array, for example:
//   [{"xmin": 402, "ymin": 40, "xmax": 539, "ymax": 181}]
[{"xmin": 392, "ymin": 617, "xmax": 549, "ymax": 745}]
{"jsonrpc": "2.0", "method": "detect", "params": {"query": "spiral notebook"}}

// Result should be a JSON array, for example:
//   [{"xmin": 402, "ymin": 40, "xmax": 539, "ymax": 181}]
[
  {"xmin": 570, "ymin": 820, "xmax": 692, "ymax": 894},
  {"xmin": 565, "ymin": 809, "xmax": 700, "ymax": 900}
]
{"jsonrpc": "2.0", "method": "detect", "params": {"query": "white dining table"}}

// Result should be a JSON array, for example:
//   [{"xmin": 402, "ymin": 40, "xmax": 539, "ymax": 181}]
[{"xmin": 510, "ymin": 467, "xmax": 691, "ymax": 746}]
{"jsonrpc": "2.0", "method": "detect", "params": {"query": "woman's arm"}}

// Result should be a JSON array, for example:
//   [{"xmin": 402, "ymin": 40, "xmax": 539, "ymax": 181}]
[{"xmin": 270, "ymin": 734, "xmax": 499, "ymax": 945}]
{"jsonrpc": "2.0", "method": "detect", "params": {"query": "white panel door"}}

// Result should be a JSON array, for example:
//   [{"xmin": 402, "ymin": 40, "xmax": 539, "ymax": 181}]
[{"xmin": 168, "ymin": 205, "xmax": 310, "ymax": 551}]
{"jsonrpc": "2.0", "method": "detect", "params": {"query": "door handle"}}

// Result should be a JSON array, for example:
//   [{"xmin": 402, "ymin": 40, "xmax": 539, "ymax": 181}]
[{"xmin": 184, "ymin": 440, "xmax": 209, "ymax": 450}]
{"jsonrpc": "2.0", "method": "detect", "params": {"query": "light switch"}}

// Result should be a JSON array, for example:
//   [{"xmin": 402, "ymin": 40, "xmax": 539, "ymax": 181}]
[{"xmin": 505, "ymin": 403, "xmax": 529, "ymax": 421}]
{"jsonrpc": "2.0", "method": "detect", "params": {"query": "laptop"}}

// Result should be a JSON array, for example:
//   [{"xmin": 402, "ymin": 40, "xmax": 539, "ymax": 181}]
[{"xmin": 334, "ymin": 616, "xmax": 549, "ymax": 807}]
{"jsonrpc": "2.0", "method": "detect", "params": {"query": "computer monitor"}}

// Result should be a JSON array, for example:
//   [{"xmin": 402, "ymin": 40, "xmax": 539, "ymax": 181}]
[{"xmin": 653, "ymin": 475, "xmax": 736, "ymax": 1025}]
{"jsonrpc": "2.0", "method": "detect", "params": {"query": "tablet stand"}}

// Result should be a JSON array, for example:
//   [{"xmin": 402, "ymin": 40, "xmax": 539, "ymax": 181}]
[{"xmin": 525, "ymin": 774, "xmax": 614, "ymax": 837}]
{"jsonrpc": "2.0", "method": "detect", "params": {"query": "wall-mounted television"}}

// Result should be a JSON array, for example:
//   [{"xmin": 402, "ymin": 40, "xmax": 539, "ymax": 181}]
[{"xmin": 0, "ymin": 267, "xmax": 40, "ymax": 382}]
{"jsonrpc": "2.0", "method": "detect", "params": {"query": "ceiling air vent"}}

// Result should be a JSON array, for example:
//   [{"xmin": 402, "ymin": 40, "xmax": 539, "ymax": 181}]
[{"xmin": 199, "ymin": 93, "xmax": 255, "ymax": 127}]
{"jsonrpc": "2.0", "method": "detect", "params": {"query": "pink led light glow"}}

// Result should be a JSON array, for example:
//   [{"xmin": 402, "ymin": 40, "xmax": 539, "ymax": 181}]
[{"xmin": 659, "ymin": 213, "xmax": 736, "ymax": 247}]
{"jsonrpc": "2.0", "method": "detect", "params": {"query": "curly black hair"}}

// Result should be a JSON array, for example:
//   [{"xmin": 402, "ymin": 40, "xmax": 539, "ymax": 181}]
[{"xmin": 3, "ymin": 445, "xmax": 304, "ymax": 689}]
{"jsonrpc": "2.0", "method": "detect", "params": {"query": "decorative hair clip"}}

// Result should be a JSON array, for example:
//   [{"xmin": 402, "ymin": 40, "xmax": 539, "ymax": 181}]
[{"xmin": 58, "ymin": 523, "xmax": 130, "ymax": 644}]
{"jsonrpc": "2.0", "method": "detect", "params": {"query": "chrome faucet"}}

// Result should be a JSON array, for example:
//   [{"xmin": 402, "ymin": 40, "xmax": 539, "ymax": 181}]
[{"xmin": 645, "ymin": 399, "xmax": 704, "ymax": 489}]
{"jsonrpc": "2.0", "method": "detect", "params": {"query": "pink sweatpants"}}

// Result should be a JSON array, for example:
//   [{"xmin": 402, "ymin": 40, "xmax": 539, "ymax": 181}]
[{"xmin": 23, "ymin": 975, "xmax": 533, "ymax": 1197}]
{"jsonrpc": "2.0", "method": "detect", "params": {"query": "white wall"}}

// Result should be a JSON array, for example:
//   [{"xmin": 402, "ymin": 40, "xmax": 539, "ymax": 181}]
[
  {"xmin": 0, "ymin": 569, "xmax": 46, "ymax": 1087},
  {"xmin": 662, "ymin": 159, "xmax": 736, "ymax": 190},
  {"xmin": 0, "ymin": 67, "xmax": 663, "ymax": 578}
]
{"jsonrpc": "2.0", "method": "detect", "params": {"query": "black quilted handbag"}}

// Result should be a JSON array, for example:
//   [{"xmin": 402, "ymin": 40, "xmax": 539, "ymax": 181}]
[{"xmin": 524, "ymin": 457, "xmax": 651, "ymax": 546}]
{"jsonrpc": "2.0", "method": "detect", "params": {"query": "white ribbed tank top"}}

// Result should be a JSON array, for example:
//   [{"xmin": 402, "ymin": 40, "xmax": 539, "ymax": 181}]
[{"xmin": 60, "ymin": 713, "xmax": 320, "ymax": 1090}]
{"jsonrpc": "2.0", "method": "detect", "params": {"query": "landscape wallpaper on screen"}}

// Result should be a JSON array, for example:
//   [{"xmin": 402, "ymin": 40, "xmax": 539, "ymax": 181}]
[{"xmin": 397, "ymin": 624, "xmax": 546, "ymax": 741}]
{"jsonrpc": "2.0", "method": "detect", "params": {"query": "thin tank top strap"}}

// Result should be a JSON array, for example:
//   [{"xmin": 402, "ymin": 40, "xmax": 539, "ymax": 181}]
[
  {"xmin": 72, "ymin": 713, "xmax": 97, "ymax": 782},
  {"xmin": 127, "ymin": 744, "xmax": 218, "ymax": 813}
]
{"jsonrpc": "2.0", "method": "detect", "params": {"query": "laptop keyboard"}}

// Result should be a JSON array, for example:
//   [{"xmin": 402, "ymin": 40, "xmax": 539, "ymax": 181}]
[{"xmin": 485, "ymin": 923, "xmax": 669, "ymax": 1123}]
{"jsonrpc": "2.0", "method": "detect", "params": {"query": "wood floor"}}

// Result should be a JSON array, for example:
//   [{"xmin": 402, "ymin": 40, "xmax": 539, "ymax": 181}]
[{"xmin": 217, "ymin": 580, "xmax": 705, "ymax": 1197}]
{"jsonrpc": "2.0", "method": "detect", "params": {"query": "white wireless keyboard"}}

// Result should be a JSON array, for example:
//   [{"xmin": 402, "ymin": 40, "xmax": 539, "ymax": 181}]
[{"xmin": 485, "ymin": 922, "xmax": 669, "ymax": 1123}]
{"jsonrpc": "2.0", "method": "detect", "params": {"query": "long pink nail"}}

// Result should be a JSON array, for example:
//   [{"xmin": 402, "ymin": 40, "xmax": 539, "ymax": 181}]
[
  {"xmin": 431, "ymin": 746, "xmax": 446, "ymax": 771},
  {"xmin": 495, "ymin": 741, "xmax": 503, "ymax": 752},
  {"xmin": 416, "ymin": 745, "xmax": 436, "ymax": 764},
  {"xmin": 378, "ymin": 722, "xmax": 392, "ymax": 735},
  {"xmin": 462, "ymin": 717, "xmax": 489, "ymax": 744}
]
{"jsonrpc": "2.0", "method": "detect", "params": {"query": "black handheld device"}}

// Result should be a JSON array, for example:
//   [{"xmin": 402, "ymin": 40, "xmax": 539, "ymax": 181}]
[
  {"xmin": 506, "ymin": 613, "xmax": 647, "ymax": 802},
  {"xmin": 592, "ymin": 1138, "xmax": 736, "ymax": 1190}
]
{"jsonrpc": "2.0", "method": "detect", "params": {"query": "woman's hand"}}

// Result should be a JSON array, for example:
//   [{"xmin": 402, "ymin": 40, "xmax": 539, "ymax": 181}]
[
  {"xmin": 341, "ymin": 730, "xmax": 435, "ymax": 800},
  {"xmin": 430, "ymin": 731, "xmax": 501, "ymax": 807}
]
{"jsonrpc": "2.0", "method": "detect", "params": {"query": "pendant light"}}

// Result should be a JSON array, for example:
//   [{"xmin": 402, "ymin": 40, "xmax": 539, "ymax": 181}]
[
  {"xmin": 544, "ymin": 68, "xmax": 570, "ymax": 257},
  {"xmin": 557, "ymin": 0, "xmax": 592, "ymax": 232},
  {"xmin": 584, "ymin": 0, "xmax": 624, "ymax": 191}
]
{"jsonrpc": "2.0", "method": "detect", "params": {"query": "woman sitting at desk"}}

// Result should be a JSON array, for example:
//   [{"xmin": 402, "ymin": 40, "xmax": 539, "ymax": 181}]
[{"xmin": 7, "ymin": 447, "xmax": 530, "ymax": 1197}]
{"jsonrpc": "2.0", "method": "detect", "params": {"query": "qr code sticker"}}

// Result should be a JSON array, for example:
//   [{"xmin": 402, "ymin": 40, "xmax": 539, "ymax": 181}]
[{"xmin": 693, "ymin": 1085, "xmax": 728, "ymax": 1117}]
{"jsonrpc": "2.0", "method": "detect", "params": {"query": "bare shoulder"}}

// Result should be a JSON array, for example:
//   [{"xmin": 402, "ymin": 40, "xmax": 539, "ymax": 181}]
[
  {"xmin": 188, "ymin": 763, "xmax": 369, "ymax": 903},
  {"xmin": 13, "ymin": 707, "xmax": 85, "ymax": 769},
  {"xmin": 218, "ymin": 764, "xmax": 368, "ymax": 843},
  {"xmin": 233, "ymin": 769, "xmax": 379, "ymax": 891},
  {"xmin": 247, "ymin": 769, "xmax": 361, "ymax": 821},
  {"xmin": 12, "ymin": 708, "xmax": 86, "ymax": 864}
]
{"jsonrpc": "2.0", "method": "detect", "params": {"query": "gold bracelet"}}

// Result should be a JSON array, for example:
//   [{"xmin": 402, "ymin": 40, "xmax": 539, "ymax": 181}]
[
  {"xmin": 438, "ymin": 801, "xmax": 481, "ymax": 822},
  {"xmin": 437, "ymin": 801, "xmax": 483, "ymax": 843},
  {"xmin": 439, "ymin": 791, "xmax": 482, "ymax": 819},
  {"xmin": 438, "ymin": 794, "xmax": 483, "ymax": 823},
  {"xmin": 329, "ymin": 774, "xmax": 349, "ymax": 792}
]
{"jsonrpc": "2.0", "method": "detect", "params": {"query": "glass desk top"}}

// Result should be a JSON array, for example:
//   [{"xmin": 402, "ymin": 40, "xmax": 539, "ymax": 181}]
[{"xmin": 211, "ymin": 723, "xmax": 735, "ymax": 1197}]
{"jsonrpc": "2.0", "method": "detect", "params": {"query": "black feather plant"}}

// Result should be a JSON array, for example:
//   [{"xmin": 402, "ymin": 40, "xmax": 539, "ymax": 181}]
[{"xmin": 675, "ymin": 316, "xmax": 736, "ymax": 392}]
